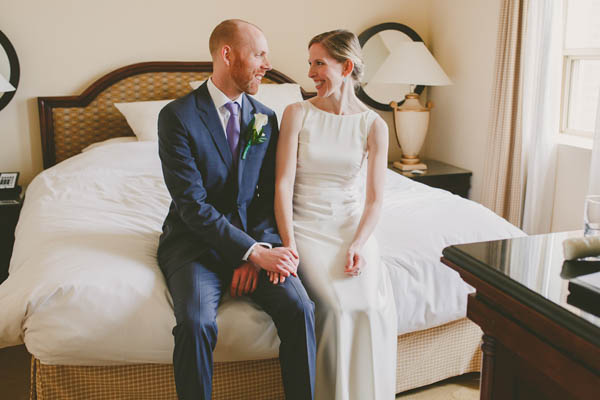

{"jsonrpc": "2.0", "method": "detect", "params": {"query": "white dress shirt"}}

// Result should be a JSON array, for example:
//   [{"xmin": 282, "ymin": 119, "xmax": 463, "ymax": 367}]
[
  {"xmin": 206, "ymin": 77, "xmax": 243, "ymax": 139},
  {"xmin": 206, "ymin": 77, "xmax": 272, "ymax": 262}
]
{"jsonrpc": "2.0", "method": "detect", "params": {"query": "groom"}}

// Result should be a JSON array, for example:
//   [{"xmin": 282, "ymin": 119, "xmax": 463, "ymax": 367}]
[{"xmin": 157, "ymin": 19, "xmax": 316, "ymax": 400}]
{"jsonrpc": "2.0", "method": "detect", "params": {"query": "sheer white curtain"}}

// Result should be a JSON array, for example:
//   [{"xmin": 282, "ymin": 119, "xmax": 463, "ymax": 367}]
[
  {"xmin": 589, "ymin": 90, "xmax": 600, "ymax": 195},
  {"xmin": 520, "ymin": 0, "xmax": 563, "ymax": 234}
]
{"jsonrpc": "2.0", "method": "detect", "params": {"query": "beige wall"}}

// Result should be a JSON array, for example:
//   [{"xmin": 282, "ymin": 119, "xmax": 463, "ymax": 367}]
[
  {"xmin": 0, "ymin": 0, "xmax": 431, "ymax": 185},
  {"xmin": 423, "ymin": 0, "xmax": 592, "ymax": 230},
  {"xmin": 551, "ymin": 145, "xmax": 592, "ymax": 232},
  {"xmin": 423, "ymin": 0, "xmax": 502, "ymax": 203},
  {"xmin": 2, "ymin": 0, "xmax": 591, "ymax": 232}
]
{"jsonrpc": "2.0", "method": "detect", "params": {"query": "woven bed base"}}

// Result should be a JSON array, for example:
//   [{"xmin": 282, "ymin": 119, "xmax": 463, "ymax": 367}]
[
  {"xmin": 30, "ymin": 318, "xmax": 482, "ymax": 399},
  {"xmin": 395, "ymin": 317, "xmax": 482, "ymax": 393},
  {"xmin": 31, "ymin": 357, "xmax": 282, "ymax": 400}
]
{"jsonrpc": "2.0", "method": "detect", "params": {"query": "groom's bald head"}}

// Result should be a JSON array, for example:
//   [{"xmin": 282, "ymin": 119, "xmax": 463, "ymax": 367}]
[
  {"xmin": 209, "ymin": 19, "xmax": 271, "ymax": 98},
  {"xmin": 209, "ymin": 19, "xmax": 263, "ymax": 58}
]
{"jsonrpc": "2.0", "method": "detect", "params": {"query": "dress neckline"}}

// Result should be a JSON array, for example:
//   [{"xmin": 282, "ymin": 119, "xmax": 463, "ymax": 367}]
[{"xmin": 306, "ymin": 100, "xmax": 371, "ymax": 117}]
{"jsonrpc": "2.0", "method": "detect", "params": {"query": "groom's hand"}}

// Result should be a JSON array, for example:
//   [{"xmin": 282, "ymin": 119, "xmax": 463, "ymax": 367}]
[
  {"xmin": 249, "ymin": 246, "xmax": 298, "ymax": 277},
  {"xmin": 230, "ymin": 262, "xmax": 260, "ymax": 297}
]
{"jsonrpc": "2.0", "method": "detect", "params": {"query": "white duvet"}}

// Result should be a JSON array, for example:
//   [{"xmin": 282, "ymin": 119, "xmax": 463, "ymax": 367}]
[{"xmin": 0, "ymin": 141, "xmax": 523, "ymax": 365}]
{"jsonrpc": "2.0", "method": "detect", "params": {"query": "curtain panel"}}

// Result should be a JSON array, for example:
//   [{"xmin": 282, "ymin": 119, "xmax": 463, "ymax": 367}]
[{"xmin": 480, "ymin": 0, "xmax": 527, "ymax": 227}]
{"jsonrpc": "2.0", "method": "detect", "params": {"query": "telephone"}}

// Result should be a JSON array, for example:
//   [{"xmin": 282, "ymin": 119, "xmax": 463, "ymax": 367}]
[{"xmin": 0, "ymin": 172, "xmax": 22, "ymax": 203}]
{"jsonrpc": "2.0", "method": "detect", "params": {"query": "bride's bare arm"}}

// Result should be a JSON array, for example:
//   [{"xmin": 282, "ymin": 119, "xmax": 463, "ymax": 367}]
[
  {"xmin": 345, "ymin": 116, "xmax": 388, "ymax": 275},
  {"xmin": 272, "ymin": 103, "xmax": 304, "ymax": 282}
]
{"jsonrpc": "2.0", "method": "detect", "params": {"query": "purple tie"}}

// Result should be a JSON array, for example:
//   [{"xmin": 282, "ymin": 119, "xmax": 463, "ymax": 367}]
[{"xmin": 224, "ymin": 101, "xmax": 241, "ymax": 164}]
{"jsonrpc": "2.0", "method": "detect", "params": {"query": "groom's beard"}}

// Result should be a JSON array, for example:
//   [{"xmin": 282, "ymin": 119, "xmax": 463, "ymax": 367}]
[{"xmin": 230, "ymin": 58, "xmax": 260, "ymax": 96}]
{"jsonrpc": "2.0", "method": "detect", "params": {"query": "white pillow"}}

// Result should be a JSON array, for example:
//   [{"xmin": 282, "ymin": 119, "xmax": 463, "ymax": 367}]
[
  {"xmin": 251, "ymin": 84, "xmax": 304, "ymax": 125},
  {"xmin": 189, "ymin": 80, "xmax": 303, "ymax": 126},
  {"xmin": 81, "ymin": 137, "xmax": 138, "ymax": 152},
  {"xmin": 114, "ymin": 100, "xmax": 174, "ymax": 141}
]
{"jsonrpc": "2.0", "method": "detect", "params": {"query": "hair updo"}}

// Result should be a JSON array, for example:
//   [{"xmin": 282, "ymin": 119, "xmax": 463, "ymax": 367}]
[{"xmin": 308, "ymin": 29, "xmax": 364, "ymax": 87}]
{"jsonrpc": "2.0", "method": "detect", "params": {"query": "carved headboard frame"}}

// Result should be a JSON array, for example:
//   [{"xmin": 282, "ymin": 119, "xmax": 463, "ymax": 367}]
[{"xmin": 38, "ymin": 61, "xmax": 313, "ymax": 169}]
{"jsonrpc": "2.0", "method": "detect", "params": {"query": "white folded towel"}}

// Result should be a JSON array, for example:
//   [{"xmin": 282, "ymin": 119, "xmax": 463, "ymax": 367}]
[{"xmin": 562, "ymin": 236, "xmax": 600, "ymax": 260}]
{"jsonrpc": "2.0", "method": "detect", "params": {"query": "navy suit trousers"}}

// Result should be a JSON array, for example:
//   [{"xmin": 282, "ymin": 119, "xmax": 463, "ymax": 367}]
[{"xmin": 166, "ymin": 260, "xmax": 316, "ymax": 400}]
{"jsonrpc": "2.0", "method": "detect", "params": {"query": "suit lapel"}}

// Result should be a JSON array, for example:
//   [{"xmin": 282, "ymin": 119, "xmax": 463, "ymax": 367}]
[
  {"xmin": 195, "ymin": 83, "xmax": 233, "ymax": 171},
  {"xmin": 237, "ymin": 94, "xmax": 256, "ymax": 189}
]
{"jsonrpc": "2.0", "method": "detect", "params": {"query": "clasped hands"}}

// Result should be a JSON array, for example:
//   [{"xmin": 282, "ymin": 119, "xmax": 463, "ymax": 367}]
[
  {"xmin": 230, "ymin": 246, "xmax": 299, "ymax": 297},
  {"xmin": 230, "ymin": 244, "xmax": 366, "ymax": 297}
]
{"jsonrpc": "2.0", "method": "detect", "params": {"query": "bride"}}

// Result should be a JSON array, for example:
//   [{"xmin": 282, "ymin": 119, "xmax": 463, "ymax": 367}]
[{"xmin": 271, "ymin": 30, "xmax": 397, "ymax": 400}]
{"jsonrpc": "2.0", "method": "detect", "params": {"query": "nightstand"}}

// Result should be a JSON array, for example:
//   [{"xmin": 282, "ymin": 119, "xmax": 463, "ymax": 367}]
[
  {"xmin": 389, "ymin": 159, "xmax": 472, "ymax": 198},
  {"xmin": 0, "ymin": 199, "xmax": 22, "ymax": 284}
]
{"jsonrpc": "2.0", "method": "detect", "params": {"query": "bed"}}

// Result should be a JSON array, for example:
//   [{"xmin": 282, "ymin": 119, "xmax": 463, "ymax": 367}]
[{"xmin": 0, "ymin": 62, "xmax": 524, "ymax": 399}]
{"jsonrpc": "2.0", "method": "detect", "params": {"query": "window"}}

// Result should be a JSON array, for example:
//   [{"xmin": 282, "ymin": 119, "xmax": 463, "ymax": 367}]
[{"xmin": 561, "ymin": 0, "xmax": 600, "ymax": 137}]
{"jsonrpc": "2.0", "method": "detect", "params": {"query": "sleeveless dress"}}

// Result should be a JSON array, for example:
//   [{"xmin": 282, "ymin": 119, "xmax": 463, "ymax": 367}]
[{"xmin": 293, "ymin": 100, "xmax": 397, "ymax": 400}]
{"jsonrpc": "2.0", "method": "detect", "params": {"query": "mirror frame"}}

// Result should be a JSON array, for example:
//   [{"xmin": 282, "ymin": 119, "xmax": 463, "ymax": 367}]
[
  {"xmin": 357, "ymin": 22, "xmax": 424, "ymax": 111},
  {"xmin": 0, "ymin": 30, "xmax": 20, "ymax": 111}
]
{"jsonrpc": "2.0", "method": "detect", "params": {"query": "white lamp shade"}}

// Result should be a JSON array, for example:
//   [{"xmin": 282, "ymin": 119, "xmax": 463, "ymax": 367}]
[
  {"xmin": 369, "ymin": 41, "xmax": 452, "ymax": 86},
  {"xmin": 0, "ymin": 73, "xmax": 15, "ymax": 93}
]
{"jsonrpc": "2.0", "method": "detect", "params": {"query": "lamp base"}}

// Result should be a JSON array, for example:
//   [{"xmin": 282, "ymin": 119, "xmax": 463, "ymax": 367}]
[{"xmin": 393, "ymin": 160, "xmax": 428, "ymax": 171}]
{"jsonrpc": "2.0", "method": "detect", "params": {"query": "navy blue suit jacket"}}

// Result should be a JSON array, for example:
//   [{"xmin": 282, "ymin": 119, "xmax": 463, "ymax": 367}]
[{"xmin": 157, "ymin": 82, "xmax": 282, "ymax": 278}]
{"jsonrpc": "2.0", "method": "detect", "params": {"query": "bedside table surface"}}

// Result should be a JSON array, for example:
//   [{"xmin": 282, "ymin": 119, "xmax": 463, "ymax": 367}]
[
  {"xmin": 390, "ymin": 159, "xmax": 472, "ymax": 178},
  {"xmin": 388, "ymin": 159, "xmax": 472, "ymax": 199}
]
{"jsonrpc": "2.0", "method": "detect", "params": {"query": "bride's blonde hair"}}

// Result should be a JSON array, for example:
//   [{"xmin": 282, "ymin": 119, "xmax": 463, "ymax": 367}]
[{"xmin": 308, "ymin": 30, "xmax": 364, "ymax": 88}]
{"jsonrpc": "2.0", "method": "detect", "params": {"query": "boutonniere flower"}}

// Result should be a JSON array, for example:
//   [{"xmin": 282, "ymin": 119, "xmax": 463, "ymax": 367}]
[{"xmin": 241, "ymin": 113, "xmax": 268, "ymax": 159}]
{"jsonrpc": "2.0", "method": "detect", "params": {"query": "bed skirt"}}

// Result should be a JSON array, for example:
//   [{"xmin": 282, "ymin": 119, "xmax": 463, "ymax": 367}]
[{"xmin": 30, "ymin": 317, "xmax": 482, "ymax": 399}]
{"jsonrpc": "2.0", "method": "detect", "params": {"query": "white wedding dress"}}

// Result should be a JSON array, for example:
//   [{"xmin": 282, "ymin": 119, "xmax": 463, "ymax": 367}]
[{"xmin": 293, "ymin": 101, "xmax": 397, "ymax": 400}]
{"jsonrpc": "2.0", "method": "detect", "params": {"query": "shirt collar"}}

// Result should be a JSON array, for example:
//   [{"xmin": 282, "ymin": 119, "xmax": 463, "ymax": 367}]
[{"xmin": 207, "ymin": 77, "xmax": 243, "ymax": 111}]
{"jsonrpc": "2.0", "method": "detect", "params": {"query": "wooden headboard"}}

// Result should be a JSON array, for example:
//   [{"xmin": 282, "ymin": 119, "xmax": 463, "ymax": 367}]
[{"xmin": 38, "ymin": 61, "xmax": 313, "ymax": 169}]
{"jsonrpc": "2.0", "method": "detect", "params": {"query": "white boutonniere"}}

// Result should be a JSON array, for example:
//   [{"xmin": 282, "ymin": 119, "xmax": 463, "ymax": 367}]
[{"xmin": 241, "ymin": 113, "xmax": 268, "ymax": 159}]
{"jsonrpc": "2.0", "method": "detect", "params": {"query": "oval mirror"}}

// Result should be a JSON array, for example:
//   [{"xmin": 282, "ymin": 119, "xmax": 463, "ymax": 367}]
[
  {"xmin": 357, "ymin": 23, "xmax": 424, "ymax": 111},
  {"xmin": 0, "ymin": 30, "xmax": 20, "ymax": 111}
]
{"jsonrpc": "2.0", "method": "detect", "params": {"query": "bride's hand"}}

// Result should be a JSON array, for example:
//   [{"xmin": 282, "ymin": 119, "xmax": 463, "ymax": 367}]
[
  {"xmin": 267, "ymin": 270, "xmax": 287, "ymax": 284},
  {"xmin": 249, "ymin": 246, "xmax": 298, "ymax": 277},
  {"xmin": 268, "ymin": 246, "xmax": 299, "ymax": 284},
  {"xmin": 345, "ymin": 246, "xmax": 365, "ymax": 277}
]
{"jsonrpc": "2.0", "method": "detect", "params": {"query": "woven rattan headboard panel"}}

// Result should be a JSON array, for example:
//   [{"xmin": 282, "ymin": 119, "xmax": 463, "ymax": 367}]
[{"xmin": 38, "ymin": 61, "xmax": 312, "ymax": 168}]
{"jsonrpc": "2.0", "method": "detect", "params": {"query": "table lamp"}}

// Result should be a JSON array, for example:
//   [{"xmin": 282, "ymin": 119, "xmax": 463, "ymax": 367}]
[
  {"xmin": 368, "ymin": 41, "xmax": 451, "ymax": 171},
  {"xmin": 0, "ymin": 73, "xmax": 15, "ymax": 93}
]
